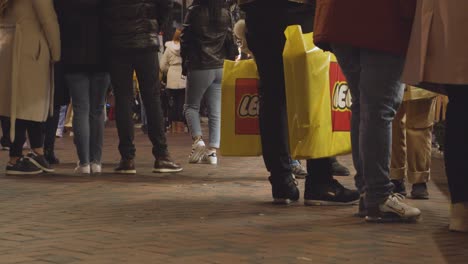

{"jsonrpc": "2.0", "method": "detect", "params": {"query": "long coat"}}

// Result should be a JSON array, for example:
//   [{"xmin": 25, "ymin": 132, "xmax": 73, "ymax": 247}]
[
  {"xmin": 402, "ymin": 0, "xmax": 468, "ymax": 86},
  {"xmin": 0, "ymin": 0, "xmax": 61, "ymax": 139},
  {"xmin": 160, "ymin": 41, "xmax": 186, "ymax": 90}
]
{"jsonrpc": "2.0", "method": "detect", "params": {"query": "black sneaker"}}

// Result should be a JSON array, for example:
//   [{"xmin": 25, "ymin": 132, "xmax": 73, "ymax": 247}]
[
  {"xmin": 304, "ymin": 179, "xmax": 360, "ymax": 206},
  {"xmin": 115, "ymin": 159, "xmax": 137, "ymax": 174},
  {"xmin": 26, "ymin": 152, "xmax": 54, "ymax": 173},
  {"xmin": 44, "ymin": 149, "xmax": 60, "ymax": 165},
  {"xmin": 391, "ymin": 179, "xmax": 407, "ymax": 196},
  {"xmin": 153, "ymin": 156, "xmax": 183, "ymax": 173},
  {"xmin": 330, "ymin": 157, "xmax": 350, "ymax": 176},
  {"xmin": 269, "ymin": 175, "xmax": 300, "ymax": 205},
  {"xmin": 411, "ymin": 183, "xmax": 429, "ymax": 200},
  {"xmin": 6, "ymin": 157, "xmax": 42, "ymax": 175}
]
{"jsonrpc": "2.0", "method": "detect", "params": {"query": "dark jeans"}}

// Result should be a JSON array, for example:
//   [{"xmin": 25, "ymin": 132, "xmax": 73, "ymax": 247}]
[
  {"xmin": 445, "ymin": 86, "xmax": 468, "ymax": 203},
  {"xmin": 167, "ymin": 89, "xmax": 185, "ymax": 123},
  {"xmin": 243, "ymin": 1, "xmax": 333, "ymax": 183},
  {"xmin": 10, "ymin": 119, "xmax": 43, "ymax": 157},
  {"xmin": 110, "ymin": 50, "xmax": 168, "ymax": 160},
  {"xmin": 0, "ymin": 116, "xmax": 11, "ymax": 148},
  {"xmin": 44, "ymin": 105, "xmax": 61, "ymax": 151}
]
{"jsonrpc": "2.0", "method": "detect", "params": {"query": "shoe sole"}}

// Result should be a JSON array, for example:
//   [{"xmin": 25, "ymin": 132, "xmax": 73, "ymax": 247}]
[
  {"xmin": 410, "ymin": 195, "xmax": 429, "ymax": 200},
  {"xmin": 6, "ymin": 169, "xmax": 42, "ymax": 175},
  {"xmin": 304, "ymin": 199, "xmax": 359, "ymax": 206},
  {"xmin": 152, "ymin": 168, "xmax": 183, "ymax": 173},
  {"xmin": 26, "ymin": 157, "xmax": 54, "ymax": 173},
  {"xmin": 114, "ymin": 170, "xmax": 137, "ymax": 174},
  {"xmin": 189, "ymin": 144, "xmax": 205, "ymax": 163},
  {"xmin": 365, "ymin": 213, "xmax": 422, "ymax": 223},
  {"xmin": 273, "ymin": 198, "xmax": 299, "ymax": 205}
]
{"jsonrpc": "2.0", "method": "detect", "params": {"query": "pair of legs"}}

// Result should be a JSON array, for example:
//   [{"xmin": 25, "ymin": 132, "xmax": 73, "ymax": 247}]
[
  {"xmin": 243, "ymin": 1, "xmax": 358, "ymax": 205},
  {"xmin": 167, "ymin": 89, "xmax": 186, "ymax": 123},
  {"xmin": 110, "ymin": 51, "xmax": 181, "ymax": 173},
  {"xmin": 390, "ymin": 97, "xmax": 436, "ymax": 198},
  {"xmin": 332, "ymin": 45, "xmax": 421, "ymax": 221},
  {"xmin": 66, "ymin": 72, "xmax": 110, "ymax": 167}
]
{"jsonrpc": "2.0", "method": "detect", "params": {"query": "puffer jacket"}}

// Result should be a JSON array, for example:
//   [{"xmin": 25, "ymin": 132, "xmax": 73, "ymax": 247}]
[
  {"xmin": 102, "ymin": 0, "xmax": 172, "ymax": 51},
  {"xmin": 160, "ymin": 41, "xmax": 186, "ymax": 89},
  {"xmin": 181, "ymin": 1, "xmax": 237, "ymax": 72}
]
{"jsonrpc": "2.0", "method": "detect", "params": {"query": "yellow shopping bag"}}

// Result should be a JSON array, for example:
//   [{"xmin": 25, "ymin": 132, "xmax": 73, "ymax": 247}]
[
  {"xmin": 283, "ymin": 25, "xmax": 352, "ymax": 159},
  {"xmin": 220, "ymin": 59, "xmax": 262, "ymax": 156}
]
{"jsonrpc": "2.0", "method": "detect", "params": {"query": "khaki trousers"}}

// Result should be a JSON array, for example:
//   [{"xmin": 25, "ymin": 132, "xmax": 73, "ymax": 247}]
[{"xmin": 391, "ymin": 97, "xmax": 437, "ymax": 184}]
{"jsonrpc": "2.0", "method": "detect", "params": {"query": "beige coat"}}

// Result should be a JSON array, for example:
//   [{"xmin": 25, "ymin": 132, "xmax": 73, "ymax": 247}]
[
  {"xmin": 0, "ymin": 0, "xmax": 60, "ymax": 139},
  {"xmin": 403, "ymin": 0, "xmax": 468, "ymax": 86}
]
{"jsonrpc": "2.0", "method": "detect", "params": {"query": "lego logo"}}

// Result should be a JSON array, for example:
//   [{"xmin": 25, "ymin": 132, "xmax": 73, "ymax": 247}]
[
  {"xmin": 238, "ymin": 94, "xmax": 260, "ymax": 117},
  {"xmin": 332, "ymin": 82, "xmax": 352, "ymax": 111}
]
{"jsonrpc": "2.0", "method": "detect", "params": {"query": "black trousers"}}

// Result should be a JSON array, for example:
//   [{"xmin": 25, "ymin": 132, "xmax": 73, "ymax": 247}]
[
  {"xmin": 167, "ymin": 89, "xmax": 186, "ymax": 123},
  {"xmin": 110, "ymin": 50, "xmax": 168, "ymax": 160},
  {"xmin": 44, "ymin": 105, "xmax": 61, "ymax": 151},
  {"xmin": 10, "ymin": 119, "xmax": 43, "ymax": 157},
  {"xmin": 445, "ymin": 87, "xmax": 468, "ymax": 203},
  {"xmin": 243, "ymin": 1, "xmax": 333, "ymax": 182},
  {"xmin": 0, "ymin": 116, "xmax": 11, "ymax": 147}
]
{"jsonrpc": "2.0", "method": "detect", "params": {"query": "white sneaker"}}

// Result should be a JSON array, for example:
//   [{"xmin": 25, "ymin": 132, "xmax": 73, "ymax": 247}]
[
  {"xmin": 366, "ymin": 193, "xmax": 421, "ymax": 222},
  {"xmin": 91, "ymin": 163, "xmax": 102, "ymax": 174},
  {"xmin": 188, "ymin": 139, "xmax": 205, "ymax": 163},
  {"xmin": 74, "ymin": 162, "xmax": 91, "ymax": 174},
  {"xmin": 450, "ymin": 202, "xmax": 468, "ymax": 232},
  {"xmin": 200, "ymin": 150, "xmax": 218, "ymax": 165},
  {"xmin": 55, "ymin": 129, "xmax": 63, "ymax": 138}
]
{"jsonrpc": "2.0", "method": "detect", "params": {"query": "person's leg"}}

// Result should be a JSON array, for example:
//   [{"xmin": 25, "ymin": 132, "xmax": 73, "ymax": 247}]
[
  {"xmin": 24, "ymin": 120, "xmax": 55, "ymax": 172},
  {"xmin": 44, "ymin": 105, "xmax": 61, "ymax": 164},
  {"xmin": 185, "ymin": 70, "xmax": 213, "ymax": 141},
  {"xmin": 66, "ymin": 73, "xmax": 91, "ymax": 166},
  {"xmin": 89, "ymin": 72, "xmax": 111, "ymax": 166},
  {"xmin": 446, "ymin": 86, "xmax": 468, "ymax": 232},
  {"xmin": 390, "ymin": 101, "xmax": 408, "ymax": 195},
  {"xmin": 56, "ymin": 105, "xmax": 68, "ymax": 137},
  {"xmin": 6, "ymin": 119, "xmax": 42, "ymax": 175},
  {"xmin": 0, "ymin": 116, "xmax": 11, "ymax": 149},
  {"xmin": 109, "ymin": 54, "xmax": 137, "ymax": 161},
  {"xmin": 406, "ymin": 97, "xmax": 436, "ymax": 199},
  {"xmin": 176, "ymin": 89, "xmax": 186, "ymax": 123},
  {"xmin": 204, "ymin": 69, "xmax": 222, "ymax": 150}
]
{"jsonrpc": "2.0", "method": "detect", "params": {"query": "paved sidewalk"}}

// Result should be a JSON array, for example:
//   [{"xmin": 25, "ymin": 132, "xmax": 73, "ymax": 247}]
[{"xmin": 0, "ymin": 126, "xmax": 467, "ymax": 264}]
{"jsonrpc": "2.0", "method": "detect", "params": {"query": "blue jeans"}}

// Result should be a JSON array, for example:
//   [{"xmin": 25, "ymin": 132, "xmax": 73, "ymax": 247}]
[
  {"xmin": 331, "ymin": 45, "xmax": 405, "ymax": 207},
  {"xmin": 184, "ymin": 69, "xmax": 223, "ymax": 148},
  {"xmin": 66, "ymin": 73, "xmax": 110, "ymax": 165}
]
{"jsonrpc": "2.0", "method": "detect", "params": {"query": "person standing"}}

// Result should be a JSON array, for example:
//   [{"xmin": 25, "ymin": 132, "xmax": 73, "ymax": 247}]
[
  {"xmin": 238, "ymin": 0, "xmax": 359, "ymax": 205},
  {"xmin": 402, "ymin": 0, "xmax": 468, "ymax": 232},
  {"xmin": 102, "ymin": 0, "xmax": 182, "ymax": 174},
  {"xmin": 55, "ymin": 0, "xmax": 110, "ymax": 174},
  {"xmin": 182, "ymin": 0, "xmax": 238, "ymax": 165},
  {"xmin": 0, "ymin": 0, "xmax": 60, "ymax": 175},
  {"xmin": 314, "ymin": 0, "xmax": 421, "ymax": 222},
  {"xmin": 160, "ymin": 29, "xmax": 187, "ymax": 133}
]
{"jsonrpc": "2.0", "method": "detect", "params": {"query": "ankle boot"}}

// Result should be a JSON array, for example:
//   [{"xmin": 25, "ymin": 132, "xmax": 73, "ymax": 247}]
[{"xmin": 450, "ymin": 202, "xmax": 468, "ymax": 232}]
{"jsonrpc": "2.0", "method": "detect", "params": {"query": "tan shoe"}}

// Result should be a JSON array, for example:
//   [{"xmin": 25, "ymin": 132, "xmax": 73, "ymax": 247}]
[{"xmin": 449, "ymin": 202, "xmax": 468, "ymax": 232}]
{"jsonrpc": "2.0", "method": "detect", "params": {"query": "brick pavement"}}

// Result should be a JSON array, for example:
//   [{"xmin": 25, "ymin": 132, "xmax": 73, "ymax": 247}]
[{"xmin": 0, "ymin": 125, "xmax": 467, "ymax": 264}]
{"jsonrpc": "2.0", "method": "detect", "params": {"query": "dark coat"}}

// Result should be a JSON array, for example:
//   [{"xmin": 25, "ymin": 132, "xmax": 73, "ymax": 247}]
[
  {"xmin": 181, "ymin": 1, "xmax": 237, "ymax": 72},
  {"xmin": 101, "ymin": 0, "xmax": 173, "ymax": 52},
  {"xmin": 313, "ymin": 0, "xmax": 416, "ymax": 56}
]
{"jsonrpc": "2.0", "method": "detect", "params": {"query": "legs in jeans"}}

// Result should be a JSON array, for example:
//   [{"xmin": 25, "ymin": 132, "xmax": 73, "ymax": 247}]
[
  {"xmin": 331, "ymin": 45, "xmax": 405, "ymax": 207},
  {"xmin": 391, "ymin": 98, "xmax": 436, "ymax": 184},
  {"xmin": 110, "ymin": 51, "xmax": 169, "ymax": 160},
  {"xmin": 184, "ymin": 69, "xmax": 222, "ymax": 148},
  {"xmin": 67, "ymin": 73, "xmax": 110, "ymax": 165},
  {"xmin": 445, "ymin": 87, "xmax": 468, "ymax": 204}
]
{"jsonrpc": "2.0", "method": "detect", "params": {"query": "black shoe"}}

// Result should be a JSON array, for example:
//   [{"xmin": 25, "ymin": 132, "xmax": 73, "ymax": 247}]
[
  {"xmin": 269, "ymin": 175, "xmax": 300, "ymax": 205},
  {"xmin": 115, "ymin": 159, "xmax": 137, "ymax": 174},
  {"xmin": 153, "ymin": 156, "xmax": 183, "ymax": 173},
  {"xmin": 411, "ymin": 183, "xmax": 429, "ymax": 200},
  {"xmin": 304, "ymin": 179, "xmax": 360, "ymax": 206},
  {"xmin": 6, "ymin": 157, "xmax": 42, "ymax": 175},
  {"xmin": 330, "ymin": 158, "xmax": 350, "ymax": 176},
  {"xmin": 26, "ymin": 152, "xmax": 54, "ymax": 173},
  {"xmin": 355, "ymin": 194, "xmax": 367, "ymax": 218},
  {"xmin": 391, "ymin": 179, "xmax": 407, "ymax": 196},
  {"xmin": 44, "ymin": 149, "xmax": 60, "ymax": 165}
]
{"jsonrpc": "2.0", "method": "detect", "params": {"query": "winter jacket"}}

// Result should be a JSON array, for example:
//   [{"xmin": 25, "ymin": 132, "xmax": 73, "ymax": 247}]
[
  {"xmin": 54, "ymin": 0, "xmax": 107, "ymax": 72},
  {"xmin": 313, "ymin": 0, "xmax": 416, "ymax": 56},
  {"xmin": 160, "ymin": 41, "xmax": 186, "ymax": 89},
  {"xmin": 0, "ymin": 0, "xmax": 61, "ymax": 140},
  {"xmin": 403, "ymin": 0, "xmax": 468, "ymax": 87},
  {"xmin": 181, "ymin": 1, "xmax": 237, "ymax": 72},
  {"xmin": 101, "ymin": 0, "xmax": 172, "ymax": 52}
]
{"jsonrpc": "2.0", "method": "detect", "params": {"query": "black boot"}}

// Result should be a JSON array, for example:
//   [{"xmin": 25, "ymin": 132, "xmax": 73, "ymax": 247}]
[{"xmin": 44, "ymin": 149, "xmax": 60, "ymax": 165}]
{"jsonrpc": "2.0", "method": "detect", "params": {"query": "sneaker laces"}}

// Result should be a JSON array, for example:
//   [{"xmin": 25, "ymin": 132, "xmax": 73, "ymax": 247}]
[{"xmin": 389, "ymin": 193, "xmax": 406, "ymax": 202}]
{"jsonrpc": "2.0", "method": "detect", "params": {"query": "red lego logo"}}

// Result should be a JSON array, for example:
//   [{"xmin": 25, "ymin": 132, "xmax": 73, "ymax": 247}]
[
  {"xmin": 329, "ymin": 62, "xmax": 352, "ymax": 132},
  {"xmin": 235, "ymin": 78, "xmax": 260, "ymax": 135}
]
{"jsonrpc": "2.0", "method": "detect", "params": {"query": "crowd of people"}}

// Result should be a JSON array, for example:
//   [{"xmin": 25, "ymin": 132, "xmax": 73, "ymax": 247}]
[{"xmin": 0, "ymin": 0, "xmax": 466, "ymax": 233}]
